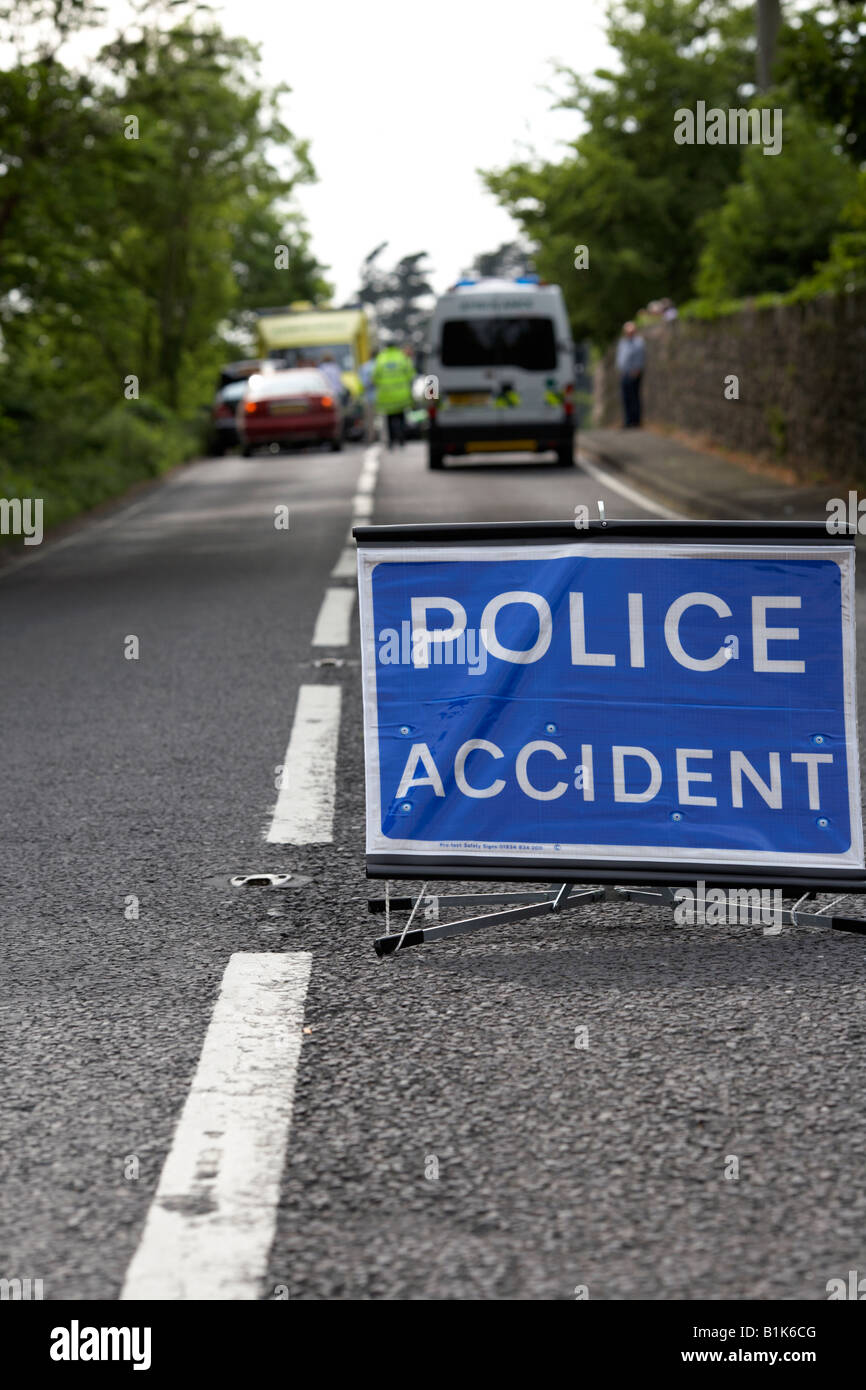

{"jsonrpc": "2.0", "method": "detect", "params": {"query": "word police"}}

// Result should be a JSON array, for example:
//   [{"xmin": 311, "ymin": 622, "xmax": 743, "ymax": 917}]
[{"xmin": 405, "ymin": 590, "xmax": 807, "ymax": 673}]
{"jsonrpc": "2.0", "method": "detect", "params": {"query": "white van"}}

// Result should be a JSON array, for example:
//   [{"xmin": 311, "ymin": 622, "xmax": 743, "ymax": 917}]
[{"xmin": 425, "ymin": 277, "xmax": 576, "ymax": 470}]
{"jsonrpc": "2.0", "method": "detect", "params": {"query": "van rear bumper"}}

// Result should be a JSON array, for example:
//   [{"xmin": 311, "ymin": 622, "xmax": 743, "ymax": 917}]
[{"xmin": 429, "ymin": 420, "xmax": 574, "ymax": 455}]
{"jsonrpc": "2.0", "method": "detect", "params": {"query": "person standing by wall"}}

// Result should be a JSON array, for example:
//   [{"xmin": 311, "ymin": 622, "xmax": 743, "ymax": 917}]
[
  {"xmin": 615, "ymin": 321, "xmax": 646, "ymax": 428},
  {"xmin": 372, "ymin": 342, "xmax": 414, "ymax": 448}
]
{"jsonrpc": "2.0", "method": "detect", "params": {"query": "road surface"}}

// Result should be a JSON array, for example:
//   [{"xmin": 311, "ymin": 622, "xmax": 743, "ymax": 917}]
[{"xmin": 1, "ymin": 441, "xmax": 864, "ymax": 1300}]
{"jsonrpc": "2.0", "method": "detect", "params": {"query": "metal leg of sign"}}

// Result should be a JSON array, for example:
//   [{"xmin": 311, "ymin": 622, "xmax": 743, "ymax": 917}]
[
  {"xmin": 778, "ymin": 894, "xmax": 866, "ymax": 936},
  {"xmin": 614, "ymin": 886, "xmax": 866, "ymax": 936},
  {"xmin": 615, "ymin": 887, "xmax": 677, "ymax": 910},
  {"xmin": 371, "ymin": 882, "xmax": 866, "ymax": 957},
  {"xmin": 372, "ymin": 884, "xmax": 605, "ymax": 957},
  {"xmin": 368, "ymin": 889, "xmax": 566, "ymax": 914}
]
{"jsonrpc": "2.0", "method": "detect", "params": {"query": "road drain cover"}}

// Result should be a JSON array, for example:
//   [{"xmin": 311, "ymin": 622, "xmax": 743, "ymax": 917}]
[{"xmin": 230, "ymin": 873, "xmax": 294, "ymax": 890}]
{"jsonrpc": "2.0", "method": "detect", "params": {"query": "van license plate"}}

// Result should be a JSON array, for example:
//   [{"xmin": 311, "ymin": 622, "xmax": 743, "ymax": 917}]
[
  {"xmin": 448, "ymin": 392, "xmax": 490, "ymax": 406},
  {"xmin": 465, "ymin": 440, "xmax": 537, "ymax": 452}
]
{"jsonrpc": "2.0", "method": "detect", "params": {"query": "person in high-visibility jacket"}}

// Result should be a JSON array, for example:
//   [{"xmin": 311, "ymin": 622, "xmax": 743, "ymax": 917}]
[{"xmin": 372, "ymin": 343, "xmax": 415, "ymax": 448}]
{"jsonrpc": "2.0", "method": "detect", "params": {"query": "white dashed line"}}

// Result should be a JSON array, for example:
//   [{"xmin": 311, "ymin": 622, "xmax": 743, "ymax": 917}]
[
  {"xmin": 120, "ymin": 951, "xmax": 312, "ymax": 1301},
  {"xmin": 331, "ymin": 548, "xmax": 357, "ymax": 579},
  {"xmin": 312, "ymin": 586, "xmax": 356, "ymax": 646},
  {"xmin": 266, "ymin": 684, "xmax": 342, "ymax": 843}
]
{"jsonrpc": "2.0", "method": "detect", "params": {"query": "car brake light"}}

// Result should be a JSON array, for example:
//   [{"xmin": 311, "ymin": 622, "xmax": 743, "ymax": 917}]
[
  {"xmin": 563, "ymin": 383, "xmax": 574, "ymax": 418},
  {"xmin": 320, "ymin": 395, "xmax": 333, "ymax": 408}
]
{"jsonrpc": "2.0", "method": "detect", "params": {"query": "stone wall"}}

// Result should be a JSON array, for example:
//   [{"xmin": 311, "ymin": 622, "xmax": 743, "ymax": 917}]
[{"xmin": 594, "ymin": 291, "xmax": 866, "ymax": 483}]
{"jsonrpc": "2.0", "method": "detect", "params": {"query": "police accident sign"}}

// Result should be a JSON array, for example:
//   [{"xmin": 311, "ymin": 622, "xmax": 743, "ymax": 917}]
[{"xmin": 356, "ymin": 532, "xmax": 863, "ymax": 875}]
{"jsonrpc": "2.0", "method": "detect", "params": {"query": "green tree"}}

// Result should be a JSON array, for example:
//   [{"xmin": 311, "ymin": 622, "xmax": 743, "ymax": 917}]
[
  {"xmin": 469, "ymin": 241, "xmax": 535, "ymax": 279},
  {"xmin": 791, "ymin": 170, "xmax": 866, "ymax": 296},
  {"xmin": 357, "ymin": 245, "xmax": 434, "ymax": 350},
  {"xmin": 0, "ymin": 0, "xmax": 327, "ymax": 534},
  {"xmin": 482, "ymin": 0, "xmax": 755, "ymax": 343},
  {"xmin": 95, "ymin": 21, "xmax": 319, "ymax": 405},
  {"xmin": 777, "ymin": 1, "xmax": 866, "ymax": 160},
  {"xmin": 694, "ymin": 107, "xmax": 860, "ymax": 299}
]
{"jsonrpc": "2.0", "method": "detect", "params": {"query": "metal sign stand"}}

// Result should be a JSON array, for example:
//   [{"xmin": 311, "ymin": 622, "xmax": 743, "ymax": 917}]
[{"xmin": 369, "ymin": 882, "xmax": 866, "ymax": 957}]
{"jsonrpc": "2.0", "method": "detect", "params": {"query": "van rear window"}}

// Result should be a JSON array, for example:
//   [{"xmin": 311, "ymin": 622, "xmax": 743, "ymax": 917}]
[{"xmin": 440, "ymin": 317, "xmax": 557, "ymax": 370}]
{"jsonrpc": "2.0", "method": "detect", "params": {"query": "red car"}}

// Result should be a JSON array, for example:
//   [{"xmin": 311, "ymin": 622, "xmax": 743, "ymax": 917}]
[{"xmin": 238, "ymin": 368, "xmax": 343, "ymax": 456}]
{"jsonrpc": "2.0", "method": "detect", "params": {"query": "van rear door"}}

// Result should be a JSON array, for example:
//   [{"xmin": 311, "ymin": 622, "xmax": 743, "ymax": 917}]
[{"xmin": 435, "ymin": 297, "xmax": 566, "ymax": 437}]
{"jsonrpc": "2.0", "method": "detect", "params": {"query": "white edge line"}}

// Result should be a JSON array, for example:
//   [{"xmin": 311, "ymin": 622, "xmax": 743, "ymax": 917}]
[{"xmin": 577, "ymin": 451, "xmax": 684, "ymax": 520}]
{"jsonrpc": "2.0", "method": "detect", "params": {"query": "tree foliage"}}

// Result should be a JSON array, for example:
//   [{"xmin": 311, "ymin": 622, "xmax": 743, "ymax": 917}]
[
  {"xmin": 357, "ymin": 245, "xmax": 434, "ymax": 350},
  {"xmin": 777, "ymin": 1, "xmax": 866, "ymax": 160},
  {"xmin": 0, "ymin": 0, "xmax": 327, "ymax": 532},
  {"xmin": 483, "ymin": 0, "xmax": 754, "ymax": 343},
  {"xmin": 469, "ymin": 241, "xmax": 535, "ymax": 279},
  {"xmin": 482, "ymin": 0, "xmax": 866, "ymax": 343},
  {"xmin": 695, "ymin": 106, "xmax": 860, "ymax": 298}
]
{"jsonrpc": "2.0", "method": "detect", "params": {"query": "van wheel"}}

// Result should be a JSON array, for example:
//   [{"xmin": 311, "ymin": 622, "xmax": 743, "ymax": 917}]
[
  {"xmin": 556, "ymin": 442, "xmax": 575, "ymax": 467},
  {"xmin": 330, "ymin": 437, "xmax": 343, "ymax": 452},
  {"xmin": 428, "ymin": 447, "xmax": 445, "ymax": 470},
  {"xmin": 241, "ymin": 444, "xmax": 252, "ymax": 458}
]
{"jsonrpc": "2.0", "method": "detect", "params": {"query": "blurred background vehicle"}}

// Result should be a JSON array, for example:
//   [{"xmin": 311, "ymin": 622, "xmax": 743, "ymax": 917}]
[
  {"xmin": 217, "ymin": 359, "xmax": 262, "ymax": 391},
  {"xmin": 209, "ymin": 379, "xmax": 249, "ymax": 455},
  {"xmin": 254, "ymin": 304, "xmax": 373, "ymax": 442},
  {"xmin": 405, "ymin": 375, "xmax": 431, "ymax": 440},
  {"xmin": 237, "ymin": 368, "xmax": 342, "ymax": 456}
]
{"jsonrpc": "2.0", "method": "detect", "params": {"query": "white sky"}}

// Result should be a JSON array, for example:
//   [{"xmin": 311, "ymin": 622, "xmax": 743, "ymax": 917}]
[
  {"xmin": 60, "ymin": 0, "xmax": 614, "ymax": 302},
  {"xmin": 240, "ymin": 0, "xmax": 614, "ymax": 301}
]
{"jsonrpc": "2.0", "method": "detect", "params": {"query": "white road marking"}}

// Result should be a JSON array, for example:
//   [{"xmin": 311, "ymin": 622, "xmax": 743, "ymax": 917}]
[
  {"xmin": 331, "ymin": 548, "xmax": 357, "ymax": 579},
  {"xmin": 576, "ymin": 451, "xmax": 684, "ymax": 520},
  {"xmin": 120, "ymin": 951, "xmax": 312, "ymax": 1301},
  {"xmin": 312, "ymin": 587, "xmax": 356, "ymax": 646},
  {"xmin": 351, "ymin": 495, "xmax": 374, "ymax": 519},
  {"xmin": 266, "ymin": 684, "xmax": 341, "ymax": 843}
]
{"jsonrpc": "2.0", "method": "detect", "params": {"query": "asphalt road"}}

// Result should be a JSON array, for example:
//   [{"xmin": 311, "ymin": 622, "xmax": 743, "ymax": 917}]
[{"xmin": 1, "ymin": 440, "xmax": 864, "ymax": 1301}]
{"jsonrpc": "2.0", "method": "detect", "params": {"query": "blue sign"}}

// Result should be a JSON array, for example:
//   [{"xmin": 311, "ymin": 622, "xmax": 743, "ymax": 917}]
[{"xmin": 357, "ymin": 541, "xmax": 862, "ymax": 872}]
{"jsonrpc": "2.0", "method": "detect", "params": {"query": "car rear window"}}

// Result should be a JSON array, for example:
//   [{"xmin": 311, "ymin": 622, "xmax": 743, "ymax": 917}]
[
  {"xmin": 440, "ymin": 316, "xmax": 557, "ymax": 371},
  {"xmin": 220, "ymin": 381, "xmax": 248, "ymax": 402},
  {"xmin": 253, "ymin": 370, "xmax": 329, "ymax": 398}
]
